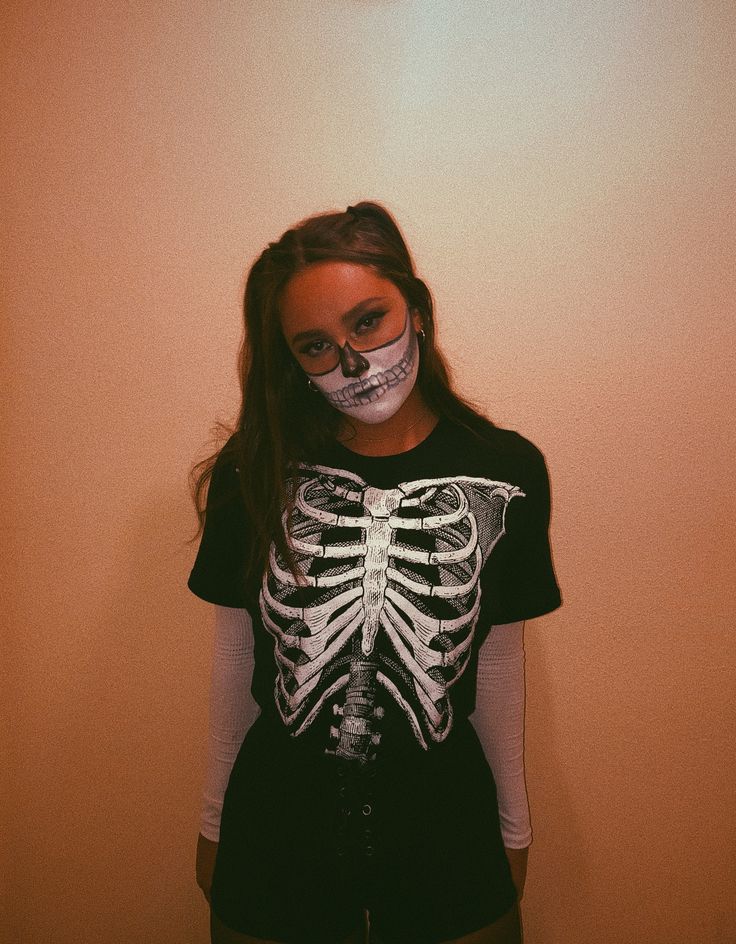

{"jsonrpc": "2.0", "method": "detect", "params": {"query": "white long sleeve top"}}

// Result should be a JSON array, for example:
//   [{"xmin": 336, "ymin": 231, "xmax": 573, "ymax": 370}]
[{"xmin": 201, "ymin": 606, "xmax": 531, "ymax": 849}]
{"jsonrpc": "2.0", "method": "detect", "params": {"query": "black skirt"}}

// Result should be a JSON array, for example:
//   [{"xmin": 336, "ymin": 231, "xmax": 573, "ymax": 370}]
[{"xmin": 211, "ymin": 706, "xmax": 517, "ymax": 944}]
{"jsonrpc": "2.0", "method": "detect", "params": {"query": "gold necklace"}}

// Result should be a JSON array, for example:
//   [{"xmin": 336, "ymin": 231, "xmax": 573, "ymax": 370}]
[{"xmin": 339, "ymin": 409, "xmax": 434, "ymax": 444}]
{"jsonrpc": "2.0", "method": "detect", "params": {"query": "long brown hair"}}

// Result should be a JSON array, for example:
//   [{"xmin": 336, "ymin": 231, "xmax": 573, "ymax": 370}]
[{"xmin": 189, "ymin": 201, "xmax": 496, "ymax": 591}]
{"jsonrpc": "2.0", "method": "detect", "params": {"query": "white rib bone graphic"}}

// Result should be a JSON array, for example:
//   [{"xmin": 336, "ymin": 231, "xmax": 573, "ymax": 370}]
[{"xmin": 259, "ymin": 464, "xmax": 523, "ymax": 751}]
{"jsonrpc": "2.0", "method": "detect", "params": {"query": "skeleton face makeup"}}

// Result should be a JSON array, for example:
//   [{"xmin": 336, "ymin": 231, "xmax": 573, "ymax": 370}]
[{"xmin": 305, "ymin": 308, "xmax": 420, "ymax": 425}]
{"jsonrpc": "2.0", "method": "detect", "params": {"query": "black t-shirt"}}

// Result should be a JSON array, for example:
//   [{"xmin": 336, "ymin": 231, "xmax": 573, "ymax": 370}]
[{"xmin": 188, "ymin": 415, "xmax": 561, "ymax": 760}]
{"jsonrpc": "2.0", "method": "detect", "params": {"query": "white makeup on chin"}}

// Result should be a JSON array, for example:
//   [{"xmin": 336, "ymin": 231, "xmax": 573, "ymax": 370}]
[{"xmin": 306, "ymin": 308, "xmax": 420, "ymax": 425}]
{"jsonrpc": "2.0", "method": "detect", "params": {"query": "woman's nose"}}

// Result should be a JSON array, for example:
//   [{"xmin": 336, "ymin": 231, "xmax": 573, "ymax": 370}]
[{"xmin": 339, "ymin": 342, "xmax": 370, "ymax": 378}]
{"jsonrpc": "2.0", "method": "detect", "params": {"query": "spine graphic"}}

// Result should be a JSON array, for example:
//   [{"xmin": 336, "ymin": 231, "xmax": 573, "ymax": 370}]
[{"xmin": 328, "ymin": 645, "xmax": 384, "ymax": 764}]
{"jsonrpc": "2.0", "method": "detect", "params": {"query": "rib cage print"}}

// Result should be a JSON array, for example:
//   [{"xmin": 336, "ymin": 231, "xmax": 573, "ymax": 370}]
[{"xmin": 259, "ymin": 464, "xmax": 524, "ymax": 755}]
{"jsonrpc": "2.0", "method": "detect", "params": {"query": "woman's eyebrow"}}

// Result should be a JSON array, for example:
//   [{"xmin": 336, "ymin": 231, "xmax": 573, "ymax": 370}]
[{"xmin": 290, "ymin": 296, "xmax": 389, "ymax": 344}]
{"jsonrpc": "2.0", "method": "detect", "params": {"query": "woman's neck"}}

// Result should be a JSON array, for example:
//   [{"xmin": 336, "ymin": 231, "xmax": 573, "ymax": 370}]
[{"xmin": 335, "ymin": 389, "xmax": 439, "ymax": 456}]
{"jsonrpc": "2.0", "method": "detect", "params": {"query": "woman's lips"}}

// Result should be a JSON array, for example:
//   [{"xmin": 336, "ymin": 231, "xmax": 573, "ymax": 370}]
[{"xmin": 354, "ymin": 382, "xmax": 382, "ymax": 400}]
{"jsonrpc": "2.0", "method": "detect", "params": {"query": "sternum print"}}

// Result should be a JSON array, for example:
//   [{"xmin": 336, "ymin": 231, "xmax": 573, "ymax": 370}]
[{"xmin": 360, "ymin": 486, "xmax": 402, "ymax": 656}]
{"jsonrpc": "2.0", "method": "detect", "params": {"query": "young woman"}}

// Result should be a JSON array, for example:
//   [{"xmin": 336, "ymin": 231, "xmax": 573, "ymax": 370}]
[{"xmin": 188, "ymin": 202, "xmax": 561, "ymax": 944}]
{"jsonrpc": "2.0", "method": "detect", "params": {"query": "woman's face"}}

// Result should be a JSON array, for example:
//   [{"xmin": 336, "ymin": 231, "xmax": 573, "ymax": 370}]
[{"xmin": 279, "ymin": 261, "xmax": 423, "ymax": 425}]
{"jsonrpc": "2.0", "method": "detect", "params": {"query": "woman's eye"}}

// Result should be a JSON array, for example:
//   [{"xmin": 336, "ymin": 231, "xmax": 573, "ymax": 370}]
[
  {"xmin": 303, "ymin": 340, "xmax": 330, "ymax": 357},
  {"xmin": 356, "ymin": 311, "xmax": 385, "ymax": 332}
]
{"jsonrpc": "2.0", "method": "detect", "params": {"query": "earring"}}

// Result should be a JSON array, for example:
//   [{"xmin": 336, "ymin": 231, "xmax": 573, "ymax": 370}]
[
  {"xmin": 307, "ymin": 377, "xmax": 318, "ymax": 392},
  {"xmin": 417, "ymin": 328, "xmax": 426, "ymax": 343}
]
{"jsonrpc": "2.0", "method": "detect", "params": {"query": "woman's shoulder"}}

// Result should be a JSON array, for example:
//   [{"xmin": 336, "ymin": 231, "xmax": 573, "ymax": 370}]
[{"xmin": 445, "ymin": 413, "xmax": 550, "ymax": 475}]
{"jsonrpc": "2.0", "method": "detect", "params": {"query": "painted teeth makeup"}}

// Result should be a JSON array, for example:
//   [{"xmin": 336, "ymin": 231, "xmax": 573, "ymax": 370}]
[{"xmin": 306, "ymin": 309, "xmax": 420, "ymax": 424}]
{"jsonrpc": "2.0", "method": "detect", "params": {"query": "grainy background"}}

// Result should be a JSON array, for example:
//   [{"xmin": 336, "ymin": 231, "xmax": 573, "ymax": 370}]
[{"xmin": 2, "ymin": 2, "xmax": 734, "ymax": 942}]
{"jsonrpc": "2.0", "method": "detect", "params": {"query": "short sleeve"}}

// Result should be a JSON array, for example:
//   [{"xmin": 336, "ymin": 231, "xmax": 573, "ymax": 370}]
[
  {"xmin": 481, "ymin": 443, "xmax": 562, "ymax": 626},
  {"xmin": 187, "ymin": 439, "xmax": 251, "ymax": 608}
]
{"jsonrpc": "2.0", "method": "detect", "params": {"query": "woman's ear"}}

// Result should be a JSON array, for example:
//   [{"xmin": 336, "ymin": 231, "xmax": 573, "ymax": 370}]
[{"xmin": 410, "ymin": 308, "xmax": 424, "ymax": 334}]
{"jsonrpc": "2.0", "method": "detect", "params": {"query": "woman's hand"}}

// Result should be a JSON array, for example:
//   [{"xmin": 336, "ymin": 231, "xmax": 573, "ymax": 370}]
[
  {"xmin": 196, "ymin": 833, "xmax": 219, "ymax": 904},
  {"xmin": 505, "ymin": 846, "xmax": 529, "ymax": 901}
]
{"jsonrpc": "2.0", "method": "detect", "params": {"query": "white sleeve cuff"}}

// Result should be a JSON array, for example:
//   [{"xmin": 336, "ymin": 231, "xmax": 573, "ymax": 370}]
[
  {"xmin": 200, "ymin": 605, "xmax": 260, "ymax": 842},
  {"xmin": 469, "ymin": 621, "xmax": 531, "ymax": 849}
]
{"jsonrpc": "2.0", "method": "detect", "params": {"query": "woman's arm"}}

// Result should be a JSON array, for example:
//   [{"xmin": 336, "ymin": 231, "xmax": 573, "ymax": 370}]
[
  {"xmin": 197, "ymin": 605, "xmax": 259, "ymax": 902},
  {"xmin": 200, "ymin": 604, "xmax": 260, "ymax": 841},
  {"xmin": 468, "ymin": 620, "xmax": 530, "ymax": 896}
]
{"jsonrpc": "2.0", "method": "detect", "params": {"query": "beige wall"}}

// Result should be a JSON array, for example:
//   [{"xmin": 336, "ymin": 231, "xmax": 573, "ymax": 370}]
[{"xmin": 3, "ymin": 2, "xmax": 734, "ymax": 942}]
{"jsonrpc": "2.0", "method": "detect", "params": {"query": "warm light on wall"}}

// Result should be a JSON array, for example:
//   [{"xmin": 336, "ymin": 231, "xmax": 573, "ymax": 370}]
[{"xmin": 3, "ymin": 2, "xmax": 734, "ymax": 942}]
